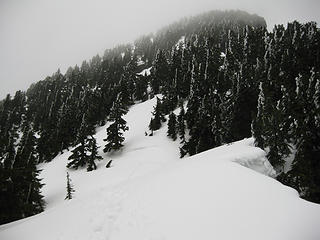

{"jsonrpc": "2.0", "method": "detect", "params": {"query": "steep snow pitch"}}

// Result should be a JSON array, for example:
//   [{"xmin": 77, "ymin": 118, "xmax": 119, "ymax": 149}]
[{"xmin": 1, "ymin": 97, "xmax": 320, "ymax": 240}]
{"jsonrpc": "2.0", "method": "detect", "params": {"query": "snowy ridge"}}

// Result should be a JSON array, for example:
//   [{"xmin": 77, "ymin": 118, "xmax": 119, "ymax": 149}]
[
  {"xmin": 206, "ymin": 138, "xmax": 276, "ymax": 177},
  {"xmin": 1, "ymin": 97, "xmax": 320, "ymax": 240}
]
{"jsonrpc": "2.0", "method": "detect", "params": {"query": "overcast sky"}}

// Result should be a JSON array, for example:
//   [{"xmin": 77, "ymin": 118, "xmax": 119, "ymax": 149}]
[{"xmin": 1, "ymin": 0, "xmax": 319, "ymax": 99}]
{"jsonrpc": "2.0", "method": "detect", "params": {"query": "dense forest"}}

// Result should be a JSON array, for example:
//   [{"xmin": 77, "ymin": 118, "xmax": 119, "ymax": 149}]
[{"xmin": 0, "ymin": 10, "xmax": 319, "ymax": 224}]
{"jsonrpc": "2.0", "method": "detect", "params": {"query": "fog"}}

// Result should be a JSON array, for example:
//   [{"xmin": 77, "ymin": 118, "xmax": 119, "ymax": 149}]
[{"xmin": 1, "ymin": 0, "xmax": 319, "ymax": 99}]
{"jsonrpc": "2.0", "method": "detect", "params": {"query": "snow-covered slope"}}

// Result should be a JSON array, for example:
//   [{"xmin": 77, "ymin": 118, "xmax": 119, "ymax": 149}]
[{"xmin": 1, "ymin": 97, "xmax": 320, "ymax": 240}]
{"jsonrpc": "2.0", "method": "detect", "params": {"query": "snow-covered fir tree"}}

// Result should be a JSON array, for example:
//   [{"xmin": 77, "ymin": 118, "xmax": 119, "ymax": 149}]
[
  {"xmin": 103, "ymin": 94, "xmax": 129, "ymax": 152},
  {"xmin": 65, "ymin": 172, "xmax": 75, "ymax": 200}
]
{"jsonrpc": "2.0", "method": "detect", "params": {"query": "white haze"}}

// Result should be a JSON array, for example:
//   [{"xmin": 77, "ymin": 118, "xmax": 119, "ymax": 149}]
[{"xmin": 0, "ymin": 0, "xmax": 319, "ymax": 99}]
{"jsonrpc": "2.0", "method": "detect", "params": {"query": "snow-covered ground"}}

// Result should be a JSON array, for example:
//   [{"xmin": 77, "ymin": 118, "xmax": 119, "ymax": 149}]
[{"xmin": 1, "ymin": 96, "xmax": 320, "ymax": 240}]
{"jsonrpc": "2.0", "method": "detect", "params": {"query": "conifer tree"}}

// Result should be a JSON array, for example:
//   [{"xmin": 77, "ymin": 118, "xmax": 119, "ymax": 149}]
[
  {"xmin": 67, "ymin": 113, "xmax": 101, "ymax": 170},
  {"xmin": 181, "ymin": 58, "xmax": 202, "ymax": 156},
  {"xmin": 3, "ymin": 135, "xmax": 16, "ymax": 170},
  {"xmin": 210, "ymin": 92, "xmax": 224, "ymax": 147},
  {"xmin": 262, "ymin": 65, "xmax": 290, "ymax": 168},
  {"xmin": 285, "ymin": 70, "xmax": 320, "ymax": 202},
  {"xmin": 65, "ymin": 172, "xmax": 75, "ymax": 200},
  {"xmin": 122, "ymin": 55, "xmax": 138, "ymax": 102},
  {"xmin": 167, "ymin": 112, "xmax": 177, "ymax": 140},
  {"xmin": 103, "ymin": 94, "xmax": 129, "ymax": 152},
  {"xmin": 118, "ymin": 75, "xmax": 133, "ymax": 107},
  {"xmin": 0, "ymin": 135, "xmax": 17, "ymax": 224},
  {"xmin": 179, "ymin": 47, "xmax": 192, "ymax": 99},
  {"xmin": 67, "ymin": 114, "xmax": 91, "ymax": 169},
  {"xmin": 148, "ymin": 118, "xmax": 156, "ymax": 136},
  {"xmin": 87, "ymin": 136, "xmax": 103, "ymax": 171},
  {"xmin": 151, "ymin": 49, "xmax": 169, "ymax": 94},
  {"xmin": 13, "ymin": 126, "xmax": 45, "ymax": 219},
  {"xmin": 135, "ymin": 74, "xmax": 149, "ymax": 102},
  {"xmin": 228, "ymin": 65, "xmax": 256, "ymax": 141},
  {"xmin": 252, "ymin": 82, "xmax": 266, "ymax": 149},
  {"xmin": 185, "ymin": 57, "xmax": 201, "ymax": 130},
  {"xmin": 149, "ymin": 97, "xmax": 166, "ymax": 133},
  {"xmin": 195, "ymin": 97, "xmax": 215, "ymax": 154},
  {"xmin": 0, "ymin": 95, "xmax": 12, "ymax": 157},
  {"xmin": 57, "ymin": 101, "xmax": 73, "ymax": 153},
  {"xmin": 177, "ymin": 103, "xmax": 186, "ymax": 142}
]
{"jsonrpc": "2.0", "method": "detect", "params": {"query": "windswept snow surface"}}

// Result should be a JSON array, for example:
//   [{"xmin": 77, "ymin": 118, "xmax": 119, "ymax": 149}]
[{"xmin": 1, "ymin": 96, "xmax": 320, "ymax": 240}]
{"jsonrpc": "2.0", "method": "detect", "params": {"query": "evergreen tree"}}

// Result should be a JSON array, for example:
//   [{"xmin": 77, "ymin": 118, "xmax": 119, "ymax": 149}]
[
  {"xmin": 148, "ymin": 118, "xmax": 156, "ymax": 136},
  {"xmin": 135, "ymin": 74, "xmax": 149, "ymax": 102},
  {"xmin": 3, "ymin": 135, "xmax": 16, "ymax": 170},
  {"xmin": 167, "ymin": 112, "xmax": 177, "ymax": 140},
  {"xmin": 210, "ymin": 92, "xmax": 224, "ymax": 147},
  {"xmin": 252, "ymin": 82, "xmax": 266, "ymax": 149},
  {"xmin": 0, "ymin": 135, "xmax": 16, "ymax": 224},
  {"xmin": 0, "ymin": 94, "xmax": 12, "ymax": 157},
  {"xmin": 262, "ymin": 67, "xmax": 290, "ymax": 168},
  {"xmin": 181, "ymin": 58, "xmax": 202, "ymax": 156},
  {"xmin": 56, "ymin": 99, "xmax": 76, "ymax": 153},
  {"xmin": 149, "ymin": 97, "xmax": 166, "ymax": 133},
  {"xmin": 195, "ymin": 97, "xmax": 215, "ymax": 154},
  {"xmin": 67, "ymin": 114, "xmax": 101, "ymax": 170},
  {"xmin": 284, "ymin": 70, "xmax": 320, "ymax": 202},
  {"xmin": 177, "ymin": 103, "xmax": 186, "ymax": 142},
  {"xmin": 13, "ymin": 126, "xmax": 45, "ymax": 220},
  {"xmin": 229, "ymin": 66, "xmax": 257, "ymax": 141},
  {"xmin": 67, "ymin": 142, "xmax": 87, "ymax": 170},
  {"xmin": 87, "ymin": 136, "xmax": 103, "ymax": 171},
  {"xmin": 67, "ymin": 113, "xmax": 89, "ymax": 169},
  {"xmin": 151, "ymin": 49, "xmax": 169, "ymax": 94},
  {"xmin": 65, "ymin": 172, "xmax": 75, "ymax": 200},
  {"xmin": 103, "ymin": 95, "xmax": 129, "ymax": 152},
  {"xmin": 123, "ymin": 55, "xmax": 138, "ymax": 102},
  {"xmin": 118, "ymin": 75, "xmax": 133, "ymax": 107},
  {"xmin": 185, "ymin": 56, "xmax": 202, "ymax": 130}
]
